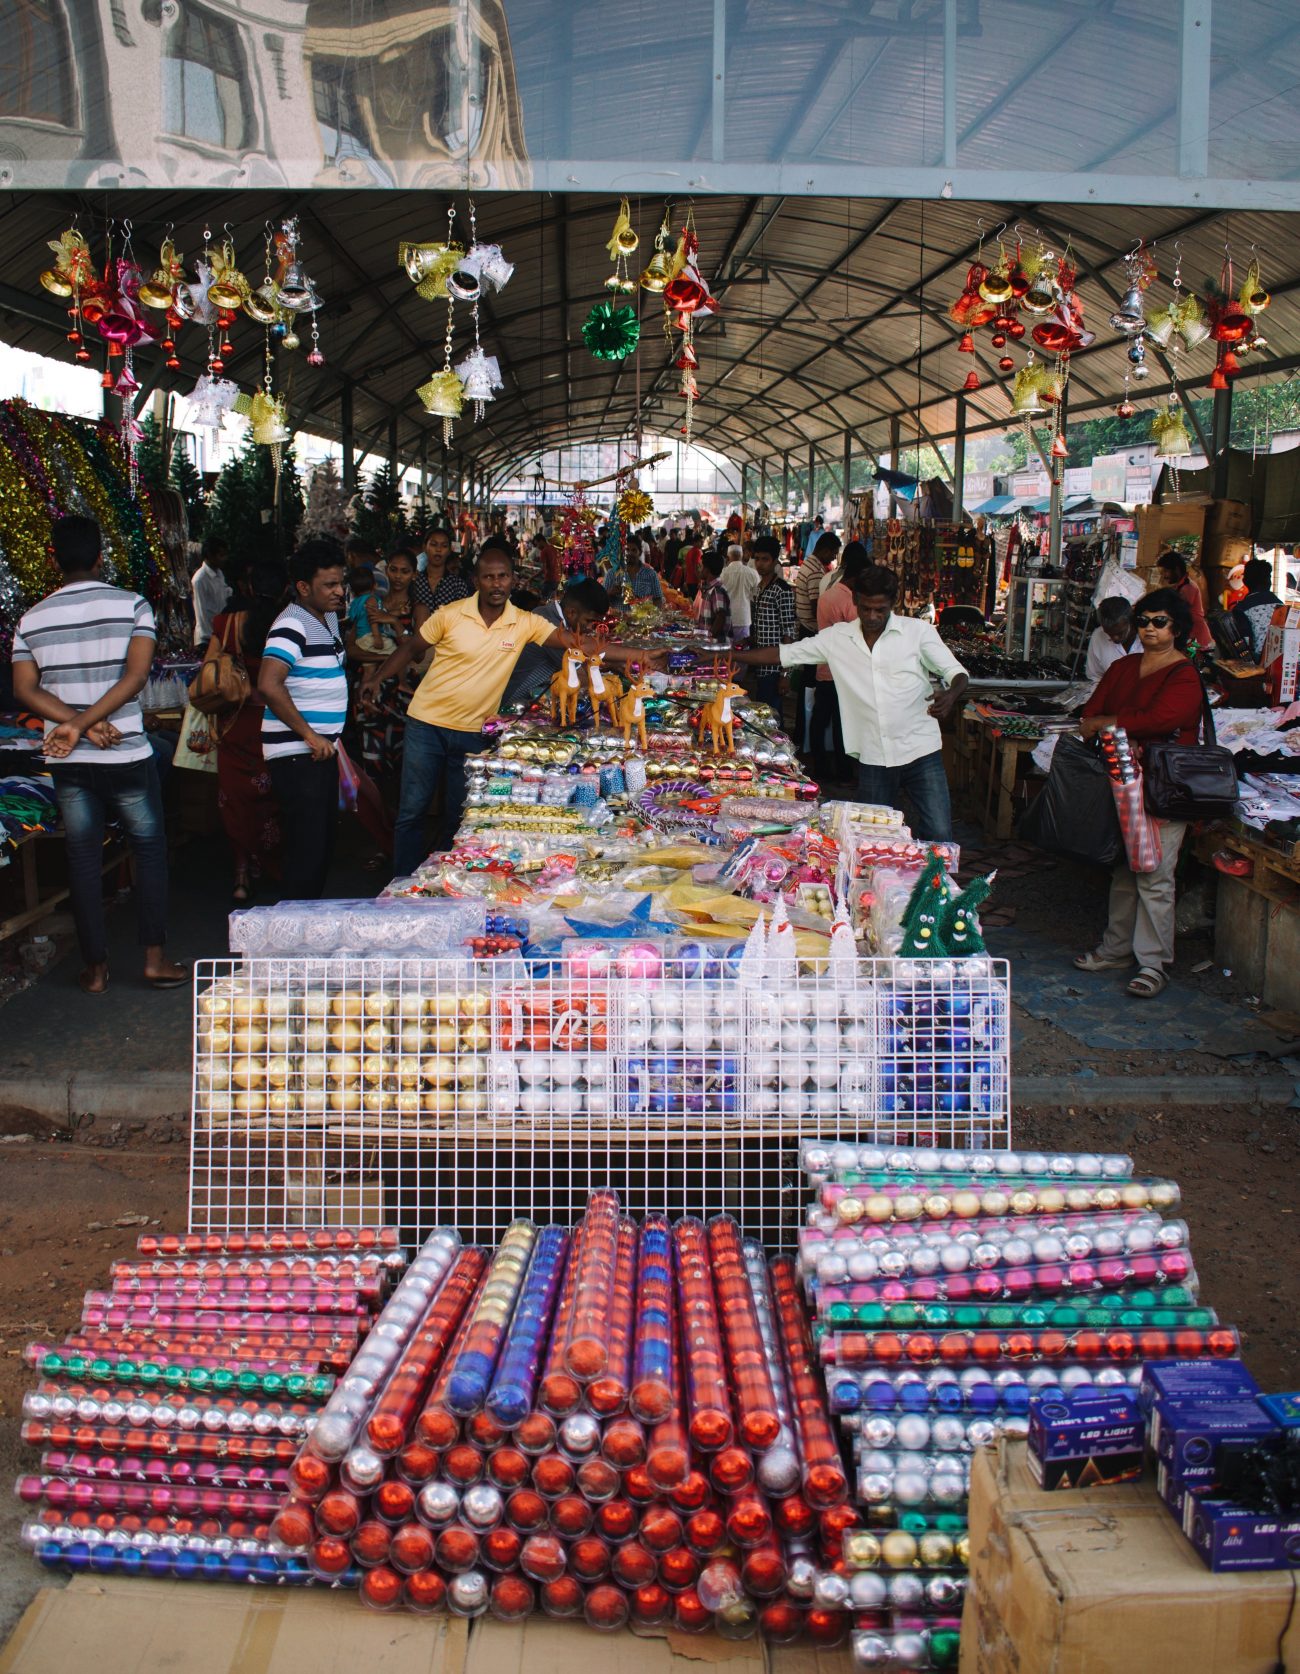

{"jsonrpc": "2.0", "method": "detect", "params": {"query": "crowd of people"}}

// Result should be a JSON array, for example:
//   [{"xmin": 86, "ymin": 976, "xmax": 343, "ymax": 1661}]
[{"xmin": 11, "ymin": 501, "xmax": 1270, "ymax": 1008}]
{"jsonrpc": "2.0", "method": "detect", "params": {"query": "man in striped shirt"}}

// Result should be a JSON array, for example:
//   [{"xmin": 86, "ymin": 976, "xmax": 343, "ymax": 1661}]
[
  {"xmin": 257, "ymin": 539, "xmax": 349, "ymax": 900},
  {"xmin": 11, "ymin": 516, "xmax": 185, "ymax": 994}
]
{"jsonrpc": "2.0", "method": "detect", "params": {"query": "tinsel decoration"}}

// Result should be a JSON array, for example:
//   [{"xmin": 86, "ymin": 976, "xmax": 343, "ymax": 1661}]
[
  {"xmin": 582, "ymin": 300, "xmax": 640, "ymax": 362},
  {"xmin": 618, "ymin": 485, "xmax": 653, "ymax": 526}
]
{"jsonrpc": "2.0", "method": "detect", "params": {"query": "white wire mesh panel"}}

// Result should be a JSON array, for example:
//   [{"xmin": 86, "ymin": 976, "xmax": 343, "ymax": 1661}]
[{"xmin": 190, "ymin": 956, "xmax": 1011, "ymax": 1246}]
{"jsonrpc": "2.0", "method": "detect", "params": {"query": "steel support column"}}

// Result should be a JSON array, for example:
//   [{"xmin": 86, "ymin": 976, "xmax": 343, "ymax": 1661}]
[
  {"xmin": 842, "ymin": 432, "xmax": 853, "ymax": 529},
  {"xmin": 1048, "ymin": 388, "xmax": 1068, "ymax": 570},
  {"xmin": 1178, "ymin": 0, "xmax": 1212, "ymax": 180},
  {"xmin": 782, "ymin": 452, "xmax": 790, "ymax": 521},
  {"xmin": 807, "ymin": 441, "xmax": 816, "ymax": 520},
  {"xmin": 340, "ymin": 386, "xmax": 355, "ymax": 497},
  {"xmin": 888, "ymin": 416, "xmax": 901, "ymax": 516},
  {"xmin": 952, "ymin": 393, "xmax": 967, "ymax": 523}
]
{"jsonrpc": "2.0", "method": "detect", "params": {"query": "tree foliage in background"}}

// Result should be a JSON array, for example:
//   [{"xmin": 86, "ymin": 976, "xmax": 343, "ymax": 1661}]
[
  {"xmin": 351, "ymin": 463, "xmax": 408, "ymax": 551},
  {"xmin": 206, "ymin": 435, "xmax": 304, "ymax": 562},
  {"xmin": 300, "ymin": 456, "xmax": 352, "ymax": 542},
  {"xmin": 136, "ymin": 413, "xmax": 208, "ymax": 542}
]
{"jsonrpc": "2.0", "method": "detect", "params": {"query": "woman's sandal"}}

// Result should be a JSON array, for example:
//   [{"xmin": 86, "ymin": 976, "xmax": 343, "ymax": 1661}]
[
  {"xmin": 1072, "ymin": 950, "xmax": 1132, "ymax": 973},
  {"xmin": 1127, "ymin": 968, "xmax": 1168, "ymax": 998}
]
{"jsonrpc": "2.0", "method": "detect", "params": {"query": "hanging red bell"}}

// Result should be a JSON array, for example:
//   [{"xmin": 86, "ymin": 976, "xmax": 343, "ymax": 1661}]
[
  {"xmin": 957, "ymin": 333, "xmax": 975, "ymax": 354},
  {"xmin": 1220, "ymin": 348, "xmax": 1241, "ymax": 378},
  {"xmin": 998, "ymin": 355, "xmax": 1015, "ymax": 372},
  {"xmin": 107, "ymin": 341, "xmax": 124, "ymax": 359},
  {"xmin": 962, "ymin": 371, "xmax": 980, "ymax": 391},
  {"xmin": 991, "ymin": 332, "xmax": 1007, "ymax": 349},
  {"xmin": 1209, "ymin": 366, "xmax": 1228, "ymax": 391},
  {"xmin": 100, "ymin": 369, "xmax": 114, "ymax": 389},
  {"xmin": 1050, "ymin": 431, "xmax": 1069, "ymax": 459}
]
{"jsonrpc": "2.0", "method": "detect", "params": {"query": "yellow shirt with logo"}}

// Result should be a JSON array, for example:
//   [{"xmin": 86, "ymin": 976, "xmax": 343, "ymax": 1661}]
[{"xmin": 407, "ymin": 595, "xmax": 559, "ymax": 732}]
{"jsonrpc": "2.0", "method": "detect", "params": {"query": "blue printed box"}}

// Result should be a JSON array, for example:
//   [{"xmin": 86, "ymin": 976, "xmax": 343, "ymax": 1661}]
[
  {"xmin": 1028, "ymin": 1389, "xmax": 1144, "ymax": 1490},
  {"xmin": 1138, "ymin": 1358, "xmax": 1258, "ymax": 1414},
  {"xmin": 1153, "ymin": 1400, "xmax": 1279, "ymax": 1485},
  {"xmin": 1183, "ymin": 1496, "xmax": 1300, "ymax": 1572}
]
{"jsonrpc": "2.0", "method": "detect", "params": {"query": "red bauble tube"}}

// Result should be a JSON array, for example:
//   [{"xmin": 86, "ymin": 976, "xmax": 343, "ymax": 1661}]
[
  {"xmin": 601, "ymin": 1416, "xmax": 646, "ymax": 1468},
  {"xmin": 587, "ymin": 1218, "xmax": 637, "ymax": 1415},
  {"xmin": 490, "ymin": 1574, "xmax": 535, "ymax": 1621},
  {"xmin": 488, "ymin": 1446, "xmax": 530, "ymax": 1489},
  {"xmin": 632, "ymin": 1581, "xmax": 673, "ymax": 1625},
  {"xmin": 539, "ymin": 1224, "xmax": 584, "ymax": 1416},
  {"xmin": 768, "ymin": 1257, "xmax": 847, "ymax": 1509},
  {"xmin": 550, "ymin": 1493, "xmax": 593, "ymax": 1537},
  {"xmin": 404, "ymin": 1569, "xmax": 447, "ymax": 1613},
  {"xmin": 611, "ymin": 1539, "xmax": 657, "ymax": 1588},
  {"xmin": 674, "ymin": 1587, "xmax": 712, "ymax": 1633},
  {"xmin": 367, "ymin": 1248, "xmax": 487, "ymax": 1455},
  {"xmin": 435, "ymin": 1524, "xmax": 481, "ymax": 1573},
  {"xmin": 570, "ymin": 1534, "xmax": 612, "ymax": 1580},
  {"xmin": 673, "ymin": 1219, "xmax": 734, "ymax": 1452},
  {"xmin": 482, "ymin": 1526, "xmax": 523, "ymax": 1571},
  {"xmin": 658, "ymin": 1544, "xmax": 700, "ymax": 1590},
  {"xmin": 598, "ymin": 1498, "xmax": 639, "ymax": 1540},
  {"xmin": 564, "ymin": 1192, "xmax": 621, "ymax": 1382},
  {"xmin": 706, "ymin": 1217, "xmax": 780, "ymax": 1451},
  {"xmin": 505, "ymin": 1489, "xmax": 548, "ymax": 1532},
  {"xmin": 361, "ymin": 1564, "xmax": 403, "ymax": 1611},
  {"xmin": 520, "ymin": 1531, "xmax": 567, "ymax": 1583},
  {"xmin": 684, "ymin": 1507, "xmax": 727, "ymax": 1554},
  {"xmin": 416, "ymin": 1267, "xmax": 490, "ymax": 1448}
]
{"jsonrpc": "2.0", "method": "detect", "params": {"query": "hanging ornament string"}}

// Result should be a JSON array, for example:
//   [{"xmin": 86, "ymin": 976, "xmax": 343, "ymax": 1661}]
[
  {"xmin": 454, "ymin": 197, "xmax": 503, "ymax": 422},
  {"xmin": 416, "ymin": 202, "xmax": 465, "ymax": 445}
]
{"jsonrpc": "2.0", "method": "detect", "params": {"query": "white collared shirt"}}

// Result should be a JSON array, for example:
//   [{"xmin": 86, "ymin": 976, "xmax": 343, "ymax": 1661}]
[{"xmin": 779, "ymin": 613, "xmax": 966, "ymax": 767}]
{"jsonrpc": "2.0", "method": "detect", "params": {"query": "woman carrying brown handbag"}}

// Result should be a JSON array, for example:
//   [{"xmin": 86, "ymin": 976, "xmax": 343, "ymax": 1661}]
[{"xmin": 203, "ymin": 563, "xmax": 286, "ymax": 902}]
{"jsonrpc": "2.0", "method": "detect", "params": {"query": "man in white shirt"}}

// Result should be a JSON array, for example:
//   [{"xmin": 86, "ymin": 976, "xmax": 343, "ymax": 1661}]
[
  {"xmin": 718, "ymin": 544, "xmax": 758, "ymax": 645},
  {"xmin": 191, "ymin": 536, "xmax": 231, "ymax": 647},
  {"xmin": 1085, "ymin": 597, "xmax": 1137, "ymax": 689},
  {"xmin": 733, "ymin": 563, "xmax": 968, "ymax": 838}
]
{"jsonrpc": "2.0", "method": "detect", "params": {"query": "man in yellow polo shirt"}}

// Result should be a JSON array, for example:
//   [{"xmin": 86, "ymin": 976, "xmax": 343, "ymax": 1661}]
[{"xmin": 362, "ymin": 542, "xmax": 645, "ymax": 874}]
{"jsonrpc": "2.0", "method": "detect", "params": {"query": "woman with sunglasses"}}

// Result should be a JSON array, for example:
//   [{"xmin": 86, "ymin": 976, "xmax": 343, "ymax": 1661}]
[{"xmin": 1072, "ymin": 588, "xmax": 1205, "ymax": 999}]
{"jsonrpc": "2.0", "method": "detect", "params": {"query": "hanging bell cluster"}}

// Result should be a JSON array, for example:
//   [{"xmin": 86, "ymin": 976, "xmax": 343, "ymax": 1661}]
[
  {"xmin": 659, "ymin": 208, "xmax": 717, "ymax": 443},
  {"xmin": 639, "ymin": 214, "xmax": 674, "ymax": 293},
  {"xmin": 948, "ymin": 234, "xmax": 1091, "ymax": 400},
  {"xmin": 604, "ymin": 199, "xmax": 640, "ymax": 294},
  {"xmin": 1151, "ymin": 403, "xmax": 1192, "ymax": 459},
  {"xmin": 399, "ymin": 237, "xmax": 513, "ymax": 305}
]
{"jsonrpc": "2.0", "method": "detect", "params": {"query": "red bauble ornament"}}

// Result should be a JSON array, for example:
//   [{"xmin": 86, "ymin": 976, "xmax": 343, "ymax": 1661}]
[{"xmin": 998, "ymin": 355, "xmax": 1015, "ymax": 372}]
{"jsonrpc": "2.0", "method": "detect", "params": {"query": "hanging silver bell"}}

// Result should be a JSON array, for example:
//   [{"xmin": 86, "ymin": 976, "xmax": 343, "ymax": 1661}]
[{"xmin": 1109, "ymin": 286, "xmax": 1146, "ymax": 336}]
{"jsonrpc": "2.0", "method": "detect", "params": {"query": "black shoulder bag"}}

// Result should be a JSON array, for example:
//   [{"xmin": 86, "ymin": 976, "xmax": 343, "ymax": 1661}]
[{"xmin": 1143, "ymin": 682, "xmax": 1239, "ymax": 822}]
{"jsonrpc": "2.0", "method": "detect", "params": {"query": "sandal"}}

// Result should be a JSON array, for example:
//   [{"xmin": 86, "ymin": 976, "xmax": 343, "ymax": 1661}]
[
  {"xmin": 145, "ymin": 963, "xmax": 190, "ymax": 991},
  {"xmin": 1072, "ymin": 950, "xmax": 1132, "ymax": 973},
  {"xmin": 78, "ymin": 967, "xmax": 109, "ymax": 995},
  {"xmin": 1127, "ymin": 968, "xmax": 1168, "ymax": 998}
]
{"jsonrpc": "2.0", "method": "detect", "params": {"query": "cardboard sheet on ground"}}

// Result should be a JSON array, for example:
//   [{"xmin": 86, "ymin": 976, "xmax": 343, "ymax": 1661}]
[{"xmin": 0, "ymin": 1584, "xmax": 850, "ymax": 1674}]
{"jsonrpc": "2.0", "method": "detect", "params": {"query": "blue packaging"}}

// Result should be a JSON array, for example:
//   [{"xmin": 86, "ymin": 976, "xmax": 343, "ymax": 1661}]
[
  {"xmin": 1183, "ymin": 1496, "xmax": 1300, "ymax": 1572},
  {"xmin": 1258, "ymin": 1392, "xmax": 1300, "ymax": 1428},
  {"xmin": 1027, "ymin": 1387, "xmax": 1144, "ymax": 1489},
  {"xmin": 1152, "ymin": 1399, "xmax": 1280, "ymax": 1484},
  {"xmin": 1137, "ymin": 1358, "xmax": 1259, "ymax": 1414}
]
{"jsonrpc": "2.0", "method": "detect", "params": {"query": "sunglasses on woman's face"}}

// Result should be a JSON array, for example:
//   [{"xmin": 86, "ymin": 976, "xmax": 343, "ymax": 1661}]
[{"xmin": 1135, "ymin": 613, "xmax": 1172, "ymax": 628}]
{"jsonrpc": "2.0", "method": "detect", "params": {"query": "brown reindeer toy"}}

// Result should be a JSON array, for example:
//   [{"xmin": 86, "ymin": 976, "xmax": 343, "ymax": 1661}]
[
  {"xmin": 584, "ymin": 650, "xmax": 623, "ymax": 728},
  {"xmin": 696, "ymin": 663, "xmax": 746, "ymax": 756},
  {"xmin": 617, "ymin": 668, "xmax": 654, "ymax": 750},
  {"xmin": 549, "ymin": 645, "xmax": 586, "ymax": 726}
]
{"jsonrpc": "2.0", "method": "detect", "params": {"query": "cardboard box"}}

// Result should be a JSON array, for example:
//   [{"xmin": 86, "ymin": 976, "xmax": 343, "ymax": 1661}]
[
  {"xmin": 960, "ymin": 1439, "xmax": 1300, "ymax": 1673},
  {"xmin": 1262, "ymin": 604, "xmax": 1300, "ymax": 704}
]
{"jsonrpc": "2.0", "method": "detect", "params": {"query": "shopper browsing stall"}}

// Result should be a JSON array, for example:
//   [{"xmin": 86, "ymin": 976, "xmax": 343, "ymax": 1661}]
[
  {"xmin": 749, "ymin": 536, "xmax": 796, "ymax": 712},
  {"xmin": 497, "ymin": 578, "xmax": 639, "ymax": 711},
  {"xmin": 412, "ymin": 519, "xmax": 471, "ymax": 629},
  {"xmin": 257, "ymin": 539, "xmax": 350, "ymax": 902},
  {"xmin": 1074, "ymin": 588, "xmax": 1205, "ymax": 999},
  {"xmin": 732, "ymin": 564, "xmax": 968, "ymax": 838},
  {"xmin": 362, "ymin": 548, "xmax": 613, "ymax": 875},
  {"xmin": 1229, "ymin": 557, "xmax": 1282, "ymax": 659},
  {"xmin": 718, "ymin": 543, "xmax": 758, "ymax": 645},
  {"xmin": 11, "ymin": 516, "xmax": 186, "ymax": 994},
  {"xmin": 1156, "ymin": 551, "xmax": 1214, "ymax": 652},
  {"xmin": 795, "ymin": 533, "xmax": 838, "ymax": 635},
  {"xmin": 1086, "ymin": 597, "xmax": 1138, "ymax": 686}
]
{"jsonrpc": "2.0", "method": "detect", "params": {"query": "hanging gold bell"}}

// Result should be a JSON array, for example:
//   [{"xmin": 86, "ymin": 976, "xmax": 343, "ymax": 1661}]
[
  {"xmin": 243, "ymin": 279, "xmax": 280, "ymax": 324},
  {"xmin": 640, "ymin": 249, "xmax": 673, "ymax": 293},
  {"xmin": 1178, "ymin": 296, "xmax": 1210, "ymax": 348},
  {"xmin": 978, "ymin": 265, "xmax": 1013, "ymax": 305},
  {"xmin": 1010, "ymin": 365, "xmax": 1045, "ymax": 415},
  {"xmin": 138, "ymin": 240, "xmax": 181, "ymax": 309},
  {"xmin": 399, "ymin": 241, "xmax": 447, "ymax": 283},
  {"xmin": 1145, "ymin": 304, "xmax": 1177, "ymax": 348},
  {"xmin": 417, "ymin": 370, "xmax": 465, "ymax": 418},
  {"xmin": 1021, "ymin": 270, "xmax": 1057, "ymax": 315},
  {"xmin": 616, "ymin": 225, "xmax": 640, "ymax": 254},
  {"xmin": 39, "ymin": 268, "xmax": 73, "ymax": 298},
  {"xmin": 1241, "ymin": 263, "xmax": 1270, "ymax": 314}
]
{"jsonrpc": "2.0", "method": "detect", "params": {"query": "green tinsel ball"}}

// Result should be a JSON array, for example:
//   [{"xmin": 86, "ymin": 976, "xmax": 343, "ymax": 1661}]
[{"xmin": 582, "ymin": 301, "xmax": 640, "ymax": 362}]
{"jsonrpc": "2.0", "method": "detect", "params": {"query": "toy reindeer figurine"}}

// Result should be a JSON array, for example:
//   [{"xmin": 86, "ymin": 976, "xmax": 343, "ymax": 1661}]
[
  {"xmin": 549, "ymin": 645, "xmax": 586, "ymax": 726},
  {"xmin": 617, "ymin": 668, "xmax": 654, "ymax": 750},
  {"xmin": 696, "ymin": 663, "xmax": 746, "ymax": 756},
  {"xmin": 584, "ymin": 650, "xmax": 623, "ymax": 728}
]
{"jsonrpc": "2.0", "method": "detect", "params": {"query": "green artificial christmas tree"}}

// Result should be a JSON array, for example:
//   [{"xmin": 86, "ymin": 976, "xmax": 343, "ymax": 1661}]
[
  {"xmin": 169, "ymin": 435, "xmax": 208, "ymax": 543},
  {"xmin": 135, "ymin": 412, "xmax": 169, "ymax": 495},
  {"xmin": 938, "ymin": 872, "xmax": 995, "ymax": 956},
  {"xmin": 896, "ymin": 848, "xmax": 955, "ymax": 958},
  {"xmin": 351, "ymin": 462, "xmax": 408, "ymax": 552},
  {"xmin": 207, "ymin": 434, "xmax": 303, "ymax": 563}
]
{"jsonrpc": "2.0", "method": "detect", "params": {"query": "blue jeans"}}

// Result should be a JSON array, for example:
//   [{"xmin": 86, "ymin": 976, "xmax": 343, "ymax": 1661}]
[
  {"xmin": 49, "ymin": 757, "xmax": 169, "ymax": 966},
  {"xmin": 393, "ymin": 718, "xmax": 486, "ymax": 876},
  {"xmin": 857, "ymin": 749, "xmax": 954, "ymax": 841}
]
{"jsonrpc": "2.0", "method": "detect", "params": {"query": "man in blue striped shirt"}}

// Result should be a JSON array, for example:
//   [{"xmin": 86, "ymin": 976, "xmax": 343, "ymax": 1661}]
[{"xmin": 257, "ymin": 539, "xmax": 349, "ymax": 900}]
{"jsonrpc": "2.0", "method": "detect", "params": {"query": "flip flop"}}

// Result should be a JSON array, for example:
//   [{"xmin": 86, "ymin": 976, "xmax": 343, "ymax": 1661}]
[
  {"xmin": 78, "ymin": 968, "xmax": 109, "ymax": 995},
  {"xmin": 145, "ymin": 966, "xmax": 190, "ymax": 990}
]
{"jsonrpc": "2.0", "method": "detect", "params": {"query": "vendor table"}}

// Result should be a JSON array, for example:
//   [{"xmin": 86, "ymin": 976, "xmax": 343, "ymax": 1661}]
[
  {"xmin": 950, "ymin": 712, "xmax": 1042, "ymax": 840},
  {"xmin": 1192, "ymin": 821, "xmax": 1300, "ymax": 1013},
  {"xmin": 0, "ymin": 831, "xmax": 126, "ymax": 943}
]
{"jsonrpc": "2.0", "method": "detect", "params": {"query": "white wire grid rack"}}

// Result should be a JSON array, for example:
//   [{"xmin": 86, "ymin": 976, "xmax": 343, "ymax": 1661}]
[{"xmin": 190, "ymin": 956, "xmax": 1011, "ymax": 1246}]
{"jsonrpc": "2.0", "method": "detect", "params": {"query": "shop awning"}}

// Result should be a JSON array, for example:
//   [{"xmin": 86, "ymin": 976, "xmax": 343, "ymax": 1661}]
[{"xmin": 971, "ymin": 495, "xmax": 1018, "ymax": 516}]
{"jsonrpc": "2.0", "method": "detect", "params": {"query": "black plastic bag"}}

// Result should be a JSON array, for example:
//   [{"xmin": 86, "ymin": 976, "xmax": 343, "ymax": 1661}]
[{"xmin": 1018, "ymin": 734, "xmax": 1123, "ymax": 866}]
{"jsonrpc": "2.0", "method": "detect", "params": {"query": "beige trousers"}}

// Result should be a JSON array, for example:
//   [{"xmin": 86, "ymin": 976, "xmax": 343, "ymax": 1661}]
[{"xmin": 1098, "ymin": 820, "xmax": 1187, "ymax": 971}]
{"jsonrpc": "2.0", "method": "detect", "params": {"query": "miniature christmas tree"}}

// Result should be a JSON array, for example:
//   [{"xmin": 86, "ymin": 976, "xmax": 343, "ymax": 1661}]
[
  {"xmin": 938, "ymin": 872, "xmax": 995, "ymax": 956},
  {"xmin": 351, "ymin": 462, "xmax": 408, "ymax": 551},
  {"xmin": 896, "ymin": 848, "xmax": 954, "ymax": 958},
  {"xmin": 169, "ymin": 435, "xmax": 208, "ymax": 542},
  {"xmin": 300, "ymin": 456, "xmax": 352, "ymax": 542}
]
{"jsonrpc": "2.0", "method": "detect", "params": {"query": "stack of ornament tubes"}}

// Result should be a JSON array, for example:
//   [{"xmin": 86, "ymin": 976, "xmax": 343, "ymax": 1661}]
[
  {"xmin": 271, "ymin": 1191, "xmax": 854, "ymax": 1643},
  {"xmin": 798, "ymin": 1144, "xmax": 1240, "ymax": 1671},
  {"xmin": 15, "ymin": 1227, "xmax": 406, "ymax": 1585}
]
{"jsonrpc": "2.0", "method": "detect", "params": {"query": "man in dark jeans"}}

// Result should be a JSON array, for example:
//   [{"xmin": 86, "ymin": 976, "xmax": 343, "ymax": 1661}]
[
  {"xmin": 258, "ymin": 540, "xmax": 349, "ymax": 899},
  {"xmin": 11, "ymin": 515, "xmax": 186, "ymax": 994}
]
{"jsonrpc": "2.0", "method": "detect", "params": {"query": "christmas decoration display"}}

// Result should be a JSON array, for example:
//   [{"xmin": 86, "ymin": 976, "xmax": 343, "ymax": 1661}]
[
  {"xmin": 604, "ymin": 200, "xmax": 640, "ymax": 294},
  {"xmin": 581, "ymin": 300, "xmax": 641, "ymax": 363},
  {"xmin": 402, "ymin": 203, "xmax": 511, "ymax": 440},
  {"xmin": 639, "ymin": 212, "xmax": 674, "ymax": 293},
  {"xmin": 300, "ymin": 457, "xmax": 353, "ymax": 541},
  {"xmin": 948, "ymin": 229, "xmax": 1089, "ymax": 401},
  {"xmin": 797, "ymin": 1146, "xmax": 1239, "ymax": 1667},
  {"xmin": 663, "ymin": 207, "xmax": 717, "ymax": 442},
  {"xmin": 15, "ymin": 1224, "xmax": 412, "ymax": 1588}
]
